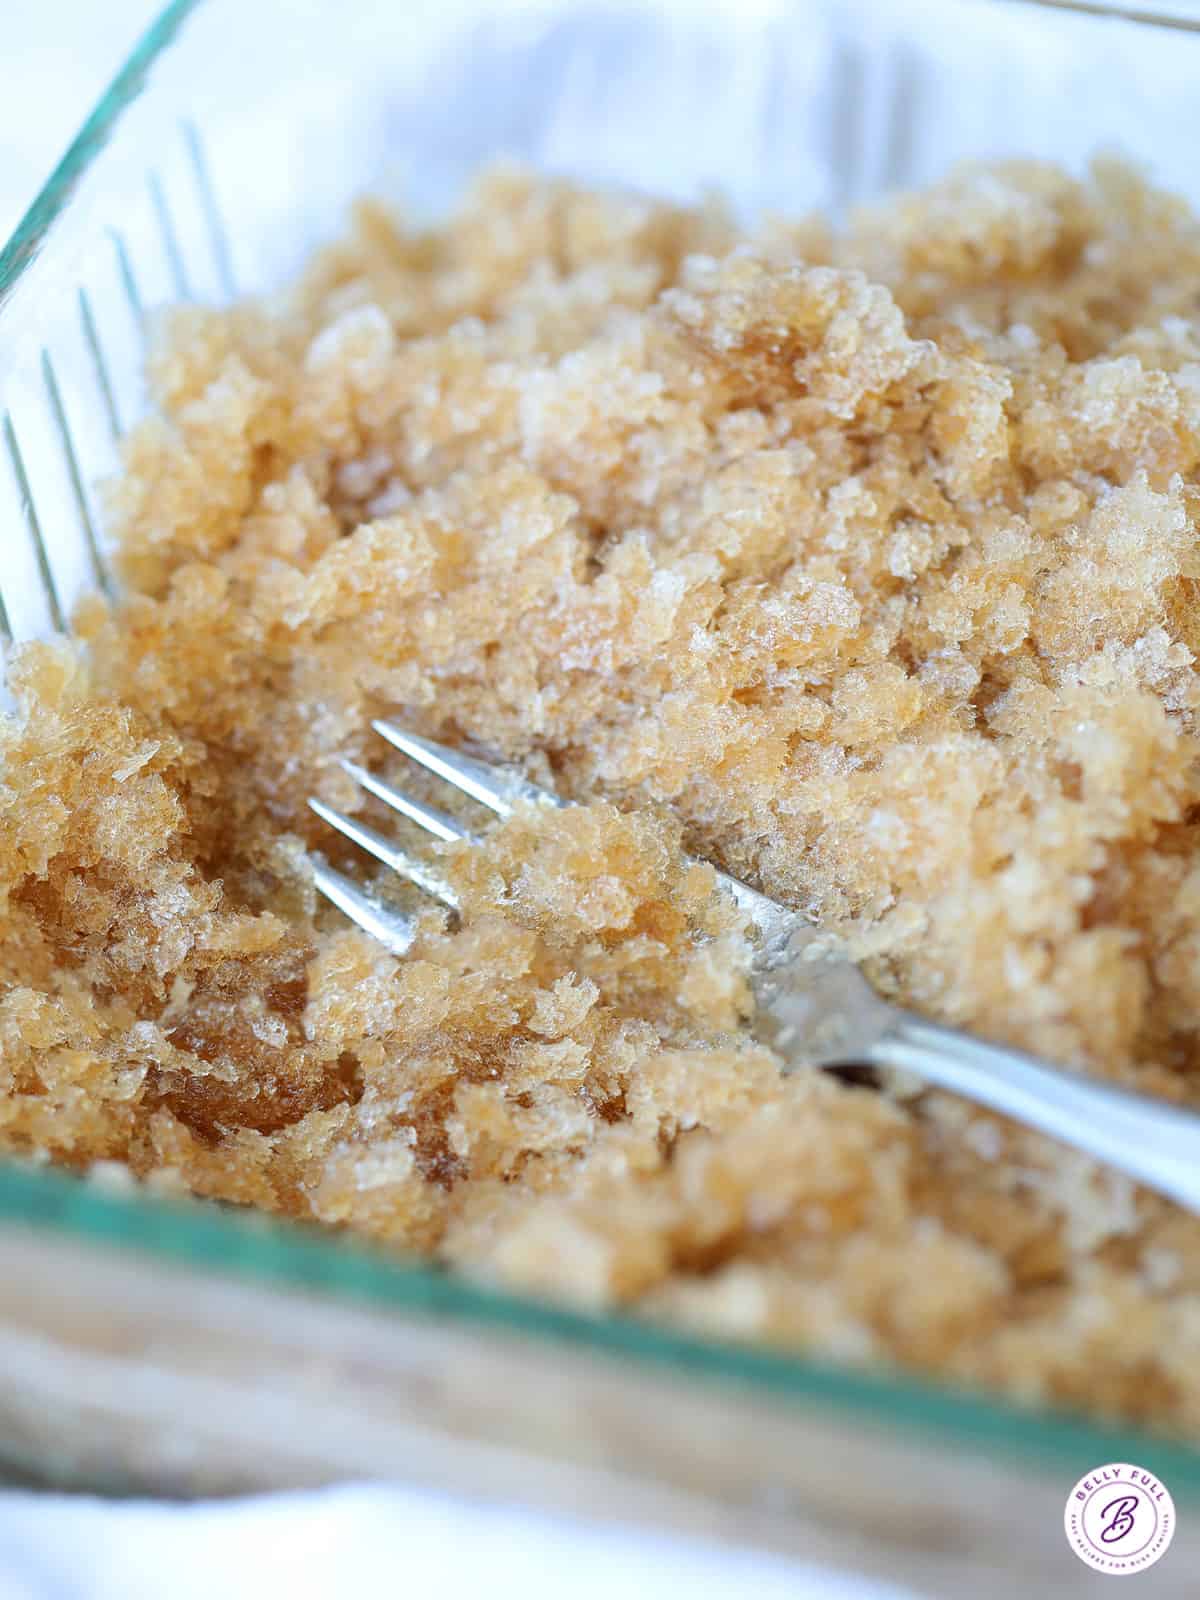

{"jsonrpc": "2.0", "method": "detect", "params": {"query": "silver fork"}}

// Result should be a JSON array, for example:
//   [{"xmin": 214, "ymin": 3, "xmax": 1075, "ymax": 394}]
[{"xmin": 309, "ymin": 722, "xmax": 1200, "ymax": 1215}]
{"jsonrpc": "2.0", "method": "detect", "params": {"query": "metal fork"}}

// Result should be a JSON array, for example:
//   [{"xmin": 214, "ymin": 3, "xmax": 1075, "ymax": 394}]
[{"xmin": 309, "ymin": 723, "xmax": 1200, "ymax": 1214}]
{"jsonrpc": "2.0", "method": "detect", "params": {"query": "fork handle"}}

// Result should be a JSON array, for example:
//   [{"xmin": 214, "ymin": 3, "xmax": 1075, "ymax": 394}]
[{"xmin": 871, "ymin": 1013, "xmax": 1200, "ymax": 1213}]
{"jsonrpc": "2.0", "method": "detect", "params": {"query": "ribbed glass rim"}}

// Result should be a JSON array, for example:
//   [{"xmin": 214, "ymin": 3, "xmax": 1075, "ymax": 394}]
[{"xmin": 1, "ymin": 0, "xmax": 1199, "ymax": 1494}]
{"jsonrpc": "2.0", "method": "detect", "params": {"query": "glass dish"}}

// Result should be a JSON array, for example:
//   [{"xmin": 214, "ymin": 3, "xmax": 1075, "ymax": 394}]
[{"xmin": 2, "ymin": 1, "xmax": 1200, "ymax": 1590}]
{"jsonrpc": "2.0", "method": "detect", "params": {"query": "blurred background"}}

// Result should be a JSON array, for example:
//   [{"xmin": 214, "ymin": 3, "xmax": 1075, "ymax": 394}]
[
  {"xmin": 1, "ymin": 2, "xmax": 158, "ymax": 239},
  {"xmin": 8, "ymin": 0, "xmax": 1200, "ymax": 252}
]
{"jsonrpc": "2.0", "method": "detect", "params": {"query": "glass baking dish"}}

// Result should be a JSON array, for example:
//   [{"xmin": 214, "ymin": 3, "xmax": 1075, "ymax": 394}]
[{"xmin": 2, "ymin": 0, "xmax": 1200, "ymax": 1590}]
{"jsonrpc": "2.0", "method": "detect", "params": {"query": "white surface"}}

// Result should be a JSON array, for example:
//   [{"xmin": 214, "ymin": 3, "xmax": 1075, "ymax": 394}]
[{"xmin": 0, "ymin": 1485, "xmax": 926, "ymax": 1600}]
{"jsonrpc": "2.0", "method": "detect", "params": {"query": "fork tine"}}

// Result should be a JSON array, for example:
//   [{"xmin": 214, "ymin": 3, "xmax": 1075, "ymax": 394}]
[
  {"xmin": 308, "ymin": 795, "xmax": 459, "ymax": 908},
  {"xmin": 338, "ymin": 757, "xmax": 470, "ymax": 844},
  {"xmin": 370, "ymin": 720, "xmax": 786, "ymax": 934},
  {"xmin": 310, "ymin": 857, "xmax": 416, "ymax": 956},
  {"xmin": 371, "ymin": 721, "xmax": 561, "ymax": 816}
]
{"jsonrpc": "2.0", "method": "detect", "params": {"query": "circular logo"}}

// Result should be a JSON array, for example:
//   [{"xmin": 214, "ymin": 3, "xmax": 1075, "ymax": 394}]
[{"xmin": 1064, "ymin": 1463, "xmax": 1175, "ymax": 1575}]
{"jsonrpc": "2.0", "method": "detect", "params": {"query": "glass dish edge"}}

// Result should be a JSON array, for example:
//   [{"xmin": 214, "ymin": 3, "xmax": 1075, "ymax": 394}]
[{"xmin": 0, "ymin": 0, "xmax": 1198, "ymax": 1495}]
